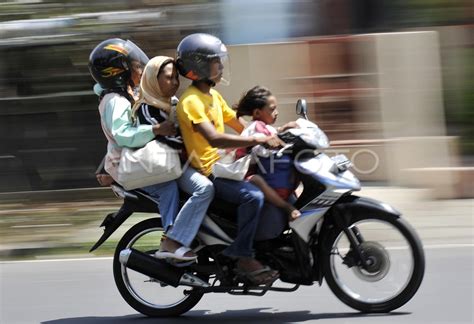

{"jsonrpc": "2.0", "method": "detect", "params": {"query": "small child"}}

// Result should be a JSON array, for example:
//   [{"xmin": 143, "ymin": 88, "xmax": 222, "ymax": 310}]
[{"xmin": 235, "ymin": 86, "xmax": 301, "ymax": 221}]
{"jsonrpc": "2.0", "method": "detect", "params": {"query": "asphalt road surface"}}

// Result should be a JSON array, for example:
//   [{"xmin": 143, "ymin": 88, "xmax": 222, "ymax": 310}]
[{"xmin": 1, "ymin": 245, "xmax": 473, "ymax": 324}]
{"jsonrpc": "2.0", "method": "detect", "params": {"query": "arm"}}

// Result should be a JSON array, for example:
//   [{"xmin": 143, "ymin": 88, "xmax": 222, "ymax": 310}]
[
  {"xmin": 106, "ymin": 97, "xmax": 154, "ymax": 148},
  {"xmin": 249, "ymin": 123, "xmax": 286, "ymax": 157},
  {"xmin": 194, "ymin": 121, "xmax": 277, "ymax": 149},
  {"xmin": 179, "ymin": 92, "xmax": 279, "ymax": 149},
  {"xmin": 225, "ymin": 117, "xmax": 246, "ymax": 134},
  {"xmin": 152, "ymin": 120, "xmax": 176, "ymax": 136},
  {"xmin": 219, "ymin": 93, "xmax": 246, "ymax": 133},
  {"xmin": 277, "ymin": 121, "xmax": 299, "ymax": 133},
  {"xmin": 106, "ymin": 96, "xmax": 170, "ymax": 147},
  {"xmin": 136, "ymin": 102, "xmax": 177, "ymax": 136}
]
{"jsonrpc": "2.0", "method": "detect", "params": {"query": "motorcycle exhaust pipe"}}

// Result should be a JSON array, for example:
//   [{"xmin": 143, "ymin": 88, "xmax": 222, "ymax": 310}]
[{"xmin": 119, "ymin": 248, "xmax": 208, "ymax": 288}]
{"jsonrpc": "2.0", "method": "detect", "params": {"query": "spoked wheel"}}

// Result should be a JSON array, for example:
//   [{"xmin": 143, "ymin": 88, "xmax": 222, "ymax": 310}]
[
  {"xmin": 113, "ymin": 218, "xmax": 207, "ymax": 317},
  {"xmin": 323, "ymin": 214, "xmax": 425, "ymax": 313}
]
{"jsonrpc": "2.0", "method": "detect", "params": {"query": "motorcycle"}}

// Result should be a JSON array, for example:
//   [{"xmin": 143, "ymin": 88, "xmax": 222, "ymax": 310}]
[{"xmin": 90, "ymin": 99, "xmax": 425, "ymax": 317}]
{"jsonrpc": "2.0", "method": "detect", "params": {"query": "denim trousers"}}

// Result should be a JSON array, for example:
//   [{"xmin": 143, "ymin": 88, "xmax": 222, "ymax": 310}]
[
  {"xmin": 166, "ymin": 167, "xmax": 215, "ymax": 247},
  {"xmin": 141, "ymin": 180, "xmax": 179, "ymax": 231},
  {"xmin": 211, "ymin": 178, "xmax": 265, "ymax": 258},
  {"xmin": 255, "ymin": 203, "xmax": 287, "ymax": 241}
]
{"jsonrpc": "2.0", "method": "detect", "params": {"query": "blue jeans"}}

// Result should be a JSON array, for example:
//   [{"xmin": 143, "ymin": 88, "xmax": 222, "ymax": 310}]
[
  {"xmin": 211, "ymin": 178, "xmax": 265, "ymax": 257},
  {"xmin": 255, "ymin": 203, "xmax": 287, "ymax": 241},
  {"xmin": 166, "ymin": 167, "xmax": 215, "ymax": 247},
  {"xmin": 141, "ymin": 180, "xmax": 179, "ymax": 231}
]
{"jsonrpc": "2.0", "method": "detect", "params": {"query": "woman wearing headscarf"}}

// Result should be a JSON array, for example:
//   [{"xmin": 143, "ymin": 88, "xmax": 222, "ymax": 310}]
[
  {"xmin": 89, "ymin": 40, "xmax": 181, "ymax": 255},
  {"xmin": 132, "ymin": 56, "xmax": 214, "ymax": 261}
]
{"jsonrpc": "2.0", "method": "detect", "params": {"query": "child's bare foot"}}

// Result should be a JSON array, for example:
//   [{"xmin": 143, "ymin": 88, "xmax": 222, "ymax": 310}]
[{"xmin": 285, "ymin": 204, "xmax": 301, "ymax": 221}]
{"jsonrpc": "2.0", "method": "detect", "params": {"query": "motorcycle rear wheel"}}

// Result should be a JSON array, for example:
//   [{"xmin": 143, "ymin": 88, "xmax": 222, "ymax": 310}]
[
  {"xmin": 113, "ymin": 218, "xmax": 205, "ymax": 317},
  {"xmin": 323, "ymin": 213, "xmax": 425, "ymax": 313}
]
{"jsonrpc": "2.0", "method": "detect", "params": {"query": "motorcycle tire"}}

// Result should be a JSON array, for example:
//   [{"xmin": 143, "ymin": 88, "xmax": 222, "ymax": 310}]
[
  {"xmin": 113, "ymin": 218, "xmax": 206, "ymax": 317},
  {"xmin": 322, "ymin": 213, "xmax": 425, "ymax": 313}
]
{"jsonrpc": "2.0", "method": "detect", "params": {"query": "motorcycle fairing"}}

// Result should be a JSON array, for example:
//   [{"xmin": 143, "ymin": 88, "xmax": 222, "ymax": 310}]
[
  {"xmin": 198, "ymin": 215, "xmax": 234, "ymax": 246},
  {"xmin": 295, "ymin": 154, "xmax": 361, "ymax": 191},
  {"xmin": 289, "ymin": 208, "xmax": 327, "ymax": 243}
]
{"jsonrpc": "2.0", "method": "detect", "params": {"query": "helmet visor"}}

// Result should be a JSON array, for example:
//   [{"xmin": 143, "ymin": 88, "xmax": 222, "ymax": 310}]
[
  {"xmin": 208, "ymin": 53, "xmax": 230, "ymax": 86},
  {"xmin": 124, "ymin": 40, "xmax": 149, "ymax": 71}
]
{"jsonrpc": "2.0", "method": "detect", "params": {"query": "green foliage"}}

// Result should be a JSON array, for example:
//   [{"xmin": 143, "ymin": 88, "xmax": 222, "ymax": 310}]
[
  {"xmin": 390, "ymin": 0, "xmax": 469, "ymax": 27},
  {"xmin": 444, "ymin": 47, "xmax": 474, "ymax": 155},
  {"xmin": 459, "ymin": 49, "xmax": 474, "ymax": 154}
]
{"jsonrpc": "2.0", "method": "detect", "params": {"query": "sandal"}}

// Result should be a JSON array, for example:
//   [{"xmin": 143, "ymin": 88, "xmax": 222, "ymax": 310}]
[
  {"xmin": 154, "ymin": 246, "xmax": 197, "ymax": 262},
  {"xmin": 167, "ymin": 259, "xmax": 196, "ymax": 268},
  {"xmin": 235, "ymin": 265, "xmax": 280, "ymax": 286}
]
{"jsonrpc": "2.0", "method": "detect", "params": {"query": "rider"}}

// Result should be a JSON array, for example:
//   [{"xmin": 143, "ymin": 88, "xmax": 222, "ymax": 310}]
[
  {"xmin": 175, "ymin": 33, "xmax": 280, "ymax": 285},
  {"xmin": 88, "ymin": 38, "xmax": 185, "ymax": 258},
  {"xmin": 235, "ymin": 85, "xmax": 301, "ymax": 222},
  {"xmin": 131, "ymin": 56, "xmax": 215, "ymax": 261}
]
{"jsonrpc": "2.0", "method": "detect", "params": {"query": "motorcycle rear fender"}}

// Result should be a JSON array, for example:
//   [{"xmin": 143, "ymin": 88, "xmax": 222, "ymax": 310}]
[{"xmin": 89, "ymin": 189, "xmax": 159, "ymax": 252}]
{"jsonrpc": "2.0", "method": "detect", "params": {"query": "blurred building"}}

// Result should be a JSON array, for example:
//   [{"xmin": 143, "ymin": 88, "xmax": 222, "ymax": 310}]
[
  {"xmin": 0, "ymin": 0, "xmax": 472, "ymax": 197},
  {"xmin": 0, "ymin": 0, "xmax": 221, "ymax": 191}
]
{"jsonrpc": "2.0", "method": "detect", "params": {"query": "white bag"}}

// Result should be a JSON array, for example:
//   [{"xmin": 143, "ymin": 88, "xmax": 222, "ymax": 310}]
[
  {"xmin": 117, "ymin": 140, "xmax": 182, "ymax": 190},
  {"xmin": 293, "ymin": 118, "xmax": 329, "ymax": 149},
  {"xmin": 211, "ymin": 154, "xmax": 251, "ymax": 181}
]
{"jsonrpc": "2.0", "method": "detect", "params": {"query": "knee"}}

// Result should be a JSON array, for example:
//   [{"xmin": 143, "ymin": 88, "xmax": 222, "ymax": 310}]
[
  {"xmin": 202, "ymin": 182, "xmax": 215, "ymax": 200},
  {"xmin": 241, "ymin": 187, "xmax": 265, "ymax": 206},
  {"xmin": 195, "ymin": 181, "xmax": 215, "ymax": 200}
]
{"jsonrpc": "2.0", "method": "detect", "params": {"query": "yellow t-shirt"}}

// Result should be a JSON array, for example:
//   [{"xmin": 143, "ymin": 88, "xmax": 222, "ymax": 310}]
[{"xmin": 177, "ymin": 85, "xmax": 236, "ymax": 176}]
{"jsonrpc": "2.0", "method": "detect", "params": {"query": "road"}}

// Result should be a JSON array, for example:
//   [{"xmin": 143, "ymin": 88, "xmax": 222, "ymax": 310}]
[{"xmin": 1, "ymin": 245, "xmax": 473, "ymax": 324}]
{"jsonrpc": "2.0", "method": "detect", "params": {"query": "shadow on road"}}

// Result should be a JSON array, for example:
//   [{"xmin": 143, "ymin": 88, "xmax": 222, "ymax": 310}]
[{"xmin": 42, "ymin": 308, "xmax": 410, "ymax": 324}]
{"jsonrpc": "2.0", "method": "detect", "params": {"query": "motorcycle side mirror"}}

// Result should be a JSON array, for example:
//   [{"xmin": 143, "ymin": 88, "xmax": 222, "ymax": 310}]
[{"xmin": 296, "ymin": 99, "xmax": 308, "ymax": 120}]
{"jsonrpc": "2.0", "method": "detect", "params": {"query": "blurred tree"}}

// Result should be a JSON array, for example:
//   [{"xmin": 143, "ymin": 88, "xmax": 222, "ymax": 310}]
[{"xmin": 389, "ymin": 0, "xmax": 472, "ymax": 27}]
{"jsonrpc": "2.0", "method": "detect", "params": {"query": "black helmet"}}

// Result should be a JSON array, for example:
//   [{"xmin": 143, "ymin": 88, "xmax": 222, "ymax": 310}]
[
  {"xmin": 88, "ymin": 38, "xmax": 149, "ymax": 90},
  {"xmin": 176, "ymin": 33, "xmax": 230, "ymax": 85}
]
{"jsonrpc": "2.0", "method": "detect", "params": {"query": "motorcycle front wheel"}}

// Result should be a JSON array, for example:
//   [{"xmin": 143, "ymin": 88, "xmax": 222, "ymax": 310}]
[
  {"xmin": 323, "ymin": 213, "xmax": 425, "ymax": 313},
  {"xmin": 113, "ymin": 218, "xmax": 206, "ymax": 317}
]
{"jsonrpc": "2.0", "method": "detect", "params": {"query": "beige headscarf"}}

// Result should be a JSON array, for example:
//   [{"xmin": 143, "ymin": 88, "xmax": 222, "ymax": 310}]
[{"xmin": 132, "ymin": 56, "xmax": 175, "ymax": 120}]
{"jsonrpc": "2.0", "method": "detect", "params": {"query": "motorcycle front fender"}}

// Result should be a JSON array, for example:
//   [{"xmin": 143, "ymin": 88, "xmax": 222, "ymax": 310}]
[{"xmin": 334, "ymin": 194, "xmax": 401, "ymax": 218}]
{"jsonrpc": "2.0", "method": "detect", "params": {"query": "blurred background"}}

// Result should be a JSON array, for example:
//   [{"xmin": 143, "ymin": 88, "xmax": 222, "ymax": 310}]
[{"xmin": 0, "ymin": 0, "xmax": 472, "ymax": 259}]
